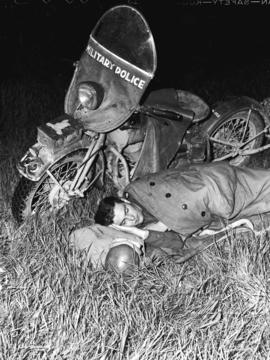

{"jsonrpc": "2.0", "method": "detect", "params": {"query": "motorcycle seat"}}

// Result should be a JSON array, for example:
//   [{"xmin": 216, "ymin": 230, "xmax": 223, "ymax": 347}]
[
  {"xmin": 145, "ymin": 88, "xmax": 210, "ymax": 122},
  {"xmin": 176, "ymin": 89, "xmax": 210, "ymax": 122}
]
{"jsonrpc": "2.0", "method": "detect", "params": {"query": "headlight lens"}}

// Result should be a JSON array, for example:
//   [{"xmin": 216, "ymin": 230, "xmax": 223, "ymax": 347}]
[{"xmin": 78, "ymin": 82, "xmax": 98, "ymax": 110}]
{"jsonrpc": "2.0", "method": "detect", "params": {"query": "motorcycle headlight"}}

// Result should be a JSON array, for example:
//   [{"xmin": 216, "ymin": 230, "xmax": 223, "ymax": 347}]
[{"xmin": 78, "ymin": 82, "xmax": 99, "ymax": 110}]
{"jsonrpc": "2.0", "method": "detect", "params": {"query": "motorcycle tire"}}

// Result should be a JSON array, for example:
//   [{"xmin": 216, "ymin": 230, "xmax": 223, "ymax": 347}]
[
  {"xmin": 203, "ymin": 109, "xmax": 265, "ymax": 166},
  {"xmin": 12, "ymin": 150, "xmax": 102, "ymax": 224}
]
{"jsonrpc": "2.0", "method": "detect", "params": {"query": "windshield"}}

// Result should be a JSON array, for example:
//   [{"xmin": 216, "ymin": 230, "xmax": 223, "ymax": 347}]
[
  {"xmin": 64, "ymin": 5, "xmax": 157, "ymax": 133},
  {"xmin": 91, "ymin": 5, "xmax": 156, "ymax": 74}
]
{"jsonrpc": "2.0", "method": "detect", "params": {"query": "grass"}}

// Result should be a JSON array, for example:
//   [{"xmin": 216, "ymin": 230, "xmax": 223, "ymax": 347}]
[
  {"xmin": 1, "ymin": 58, "xmax": 270, "ymax": 359},
  {"xmin": 1, "ymin": 218, "xmax": 270, "ymax": 359}
]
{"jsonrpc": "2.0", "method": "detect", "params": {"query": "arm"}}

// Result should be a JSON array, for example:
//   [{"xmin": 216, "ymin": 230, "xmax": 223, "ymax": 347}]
[
  {"xmin": 110, "ymin": 225, "xmax": 184, "ymax": 249},
  {"xmin": 109, "ymin": 224, "xmax": 149, "ymax": 239},
  {"xmin": 143, "ymin": 221, "xmax": 168, "ymax": 232},
  {"xmin": 171, "ymin": 231, "xmax": 233, "ymax": 264},
  {"xmin": 145, "ymin": 230, "xmax": 184, "ymax": 249},
  {"xmin": 146, "ymin": 234, "xmax": 215, "ymax": 263}
]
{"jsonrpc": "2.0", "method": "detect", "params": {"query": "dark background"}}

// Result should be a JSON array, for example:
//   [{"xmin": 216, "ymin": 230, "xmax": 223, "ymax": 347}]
[
  {"xmin": 1, "ymin": 0, "xmax": 270, "ymax": 205},
  {"xmin": 1, "ymin": 0, "xmax": 270, "ymax": 109}
]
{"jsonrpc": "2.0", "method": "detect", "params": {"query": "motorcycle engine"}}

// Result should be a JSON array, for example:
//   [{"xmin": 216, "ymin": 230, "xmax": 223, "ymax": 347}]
[{"xmin": 184, "ymin": 125, "xmax": 209, "ymax": 163}]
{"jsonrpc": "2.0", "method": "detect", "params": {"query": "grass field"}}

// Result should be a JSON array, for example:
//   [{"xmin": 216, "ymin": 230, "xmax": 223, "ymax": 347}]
[{"xmin": 1, "ymin": 59, "xmax": 270, "ymax": 359}]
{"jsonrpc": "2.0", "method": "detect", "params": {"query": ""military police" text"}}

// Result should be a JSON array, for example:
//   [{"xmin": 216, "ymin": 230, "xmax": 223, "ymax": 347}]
[{"xmin": 86, "ymin": 45, "xmax": 146, "ymax": 90}]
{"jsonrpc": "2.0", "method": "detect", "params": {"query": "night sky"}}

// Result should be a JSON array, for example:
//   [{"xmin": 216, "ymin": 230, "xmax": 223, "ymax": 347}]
[{"xmin": 0, "ymin": 0, "xmax": 270, "ymax": 99}]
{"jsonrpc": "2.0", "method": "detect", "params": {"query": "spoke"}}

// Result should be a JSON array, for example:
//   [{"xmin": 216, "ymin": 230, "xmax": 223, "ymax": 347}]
[
  {"xmin": 53, "ymin": 162, "xmax": 76, "ymax": 181},
  {"xmin": 32, "ymin": 160, "xmax": 79, "ymax": 214},
  {"xmin": 222, "ymin": 120, "xmax": 235, "ymax": 141},
  {"xmin": 33, "ymin": 180, "xmax": 53, "ymax": 202},
  {"xmin": 209, "ymin": 111, "xmax": 263, "ymax": 165},
  {"xmin": 212, "ymin": 117, "xmax": 252, "ymax": 159},
  {"xmin": 236, "ymin": 120, "xmax": 248, "ymax": 142},
  {"xmin": 60, "ymin": 165, "xmax": 77, "ymax": 181},
  {"xmin": 209, "ymin": 137, "xmax": 235, "ymax": 147},
  {"xmin": 232, "ymin": 119, "xmax": 243, "ymax": 139},
  {"xmin": 226, "ymin": 119, "xmax": 241, "ymax": 142},
  {"xmin": 34, "ymin": 180, "xmax": 54, "ymax": 197},
  {"xmin": 240, "ymin": 109, "xmax": 251, "ymax": 143},
  {"xmin": 213, "ymin": 152, "xmax": 237, "ymax": 162},
  {"xmin": 225, "ymin": 121, "xmax": 235, "ymax": 140},
  {"xmin": 33, "ymin": 194, "xmax": 51, "ymax": 211}
]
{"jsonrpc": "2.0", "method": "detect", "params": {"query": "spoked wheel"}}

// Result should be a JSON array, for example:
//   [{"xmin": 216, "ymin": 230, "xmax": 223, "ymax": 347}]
[
  {"xmin": 204, "ymin": 110, "xmax": 265, "ymax": 166},
  {"xmin": 12, "ymin": 150, "xmax": 103, "ymax": 224}
]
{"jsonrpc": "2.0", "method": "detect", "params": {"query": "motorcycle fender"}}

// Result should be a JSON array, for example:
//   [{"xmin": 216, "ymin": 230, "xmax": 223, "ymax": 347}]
[
  {"xmin": 207, "ymin": 96, "xmax": 268, "ymax": 126},
  {"xmin": 17, "ymin": 136, "xmax": 92, "ymax": 182}
]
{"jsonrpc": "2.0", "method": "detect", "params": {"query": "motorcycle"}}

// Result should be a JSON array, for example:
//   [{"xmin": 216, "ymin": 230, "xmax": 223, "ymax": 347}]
[{"xmin": 11, "ymin": 5, "xmax": 270, "ymax": 224}]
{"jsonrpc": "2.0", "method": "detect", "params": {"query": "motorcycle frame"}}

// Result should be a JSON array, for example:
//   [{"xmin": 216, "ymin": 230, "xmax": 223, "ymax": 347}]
[
  {"xmin": 44, "ymin": 131, "xmax": 131, "ymax": 200},
  {"xmin": 20, "ymin": 119, "xmax": 270, "ymax": 197},
  {"xmin": 68, "ymin": 133, "xmax": 105, "ymax": 193},
  {"xmin": 17, "ymin": 100, "xmax": 270, "ymax": 204}
]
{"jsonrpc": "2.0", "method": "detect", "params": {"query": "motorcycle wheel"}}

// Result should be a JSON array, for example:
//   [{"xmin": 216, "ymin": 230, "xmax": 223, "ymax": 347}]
[
  {"xmin": 203, "ymin": 110, "xmax": 265, "ymax": 166},
  {"xmin": 12, "ymin": 150, "xmax": 102, "ymax": 224}
]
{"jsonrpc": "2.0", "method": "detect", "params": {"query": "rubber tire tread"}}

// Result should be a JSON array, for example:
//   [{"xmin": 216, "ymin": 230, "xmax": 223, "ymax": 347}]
[{"xmin": 12, "ymin": 177, "xmax": 37, "ymax": 224}]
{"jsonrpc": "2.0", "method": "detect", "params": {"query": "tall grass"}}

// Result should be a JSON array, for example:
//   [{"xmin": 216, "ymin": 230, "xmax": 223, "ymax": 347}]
[
  {"xmin": 1, "ymin": 218, "xmax": 270, "ymax": 359},
  {"xmin": 1, "ymin": 60, "xmax": 270, "ymax": 359}
]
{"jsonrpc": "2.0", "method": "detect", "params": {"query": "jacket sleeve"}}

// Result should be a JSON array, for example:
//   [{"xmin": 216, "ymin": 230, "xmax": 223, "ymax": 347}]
[{"xmin": 145, "ymin": 230, "xmax": 184, "ymax": 249}]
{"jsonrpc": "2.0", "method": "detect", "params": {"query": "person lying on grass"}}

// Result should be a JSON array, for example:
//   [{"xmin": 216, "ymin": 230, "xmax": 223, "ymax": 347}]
[
  {"xmin": 94, "ymin": 161, "xmax": 270, "ymax": 247},
  {"xmin": 69, "ymin": 223, "xmax": 216, "ymax": 274}
]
